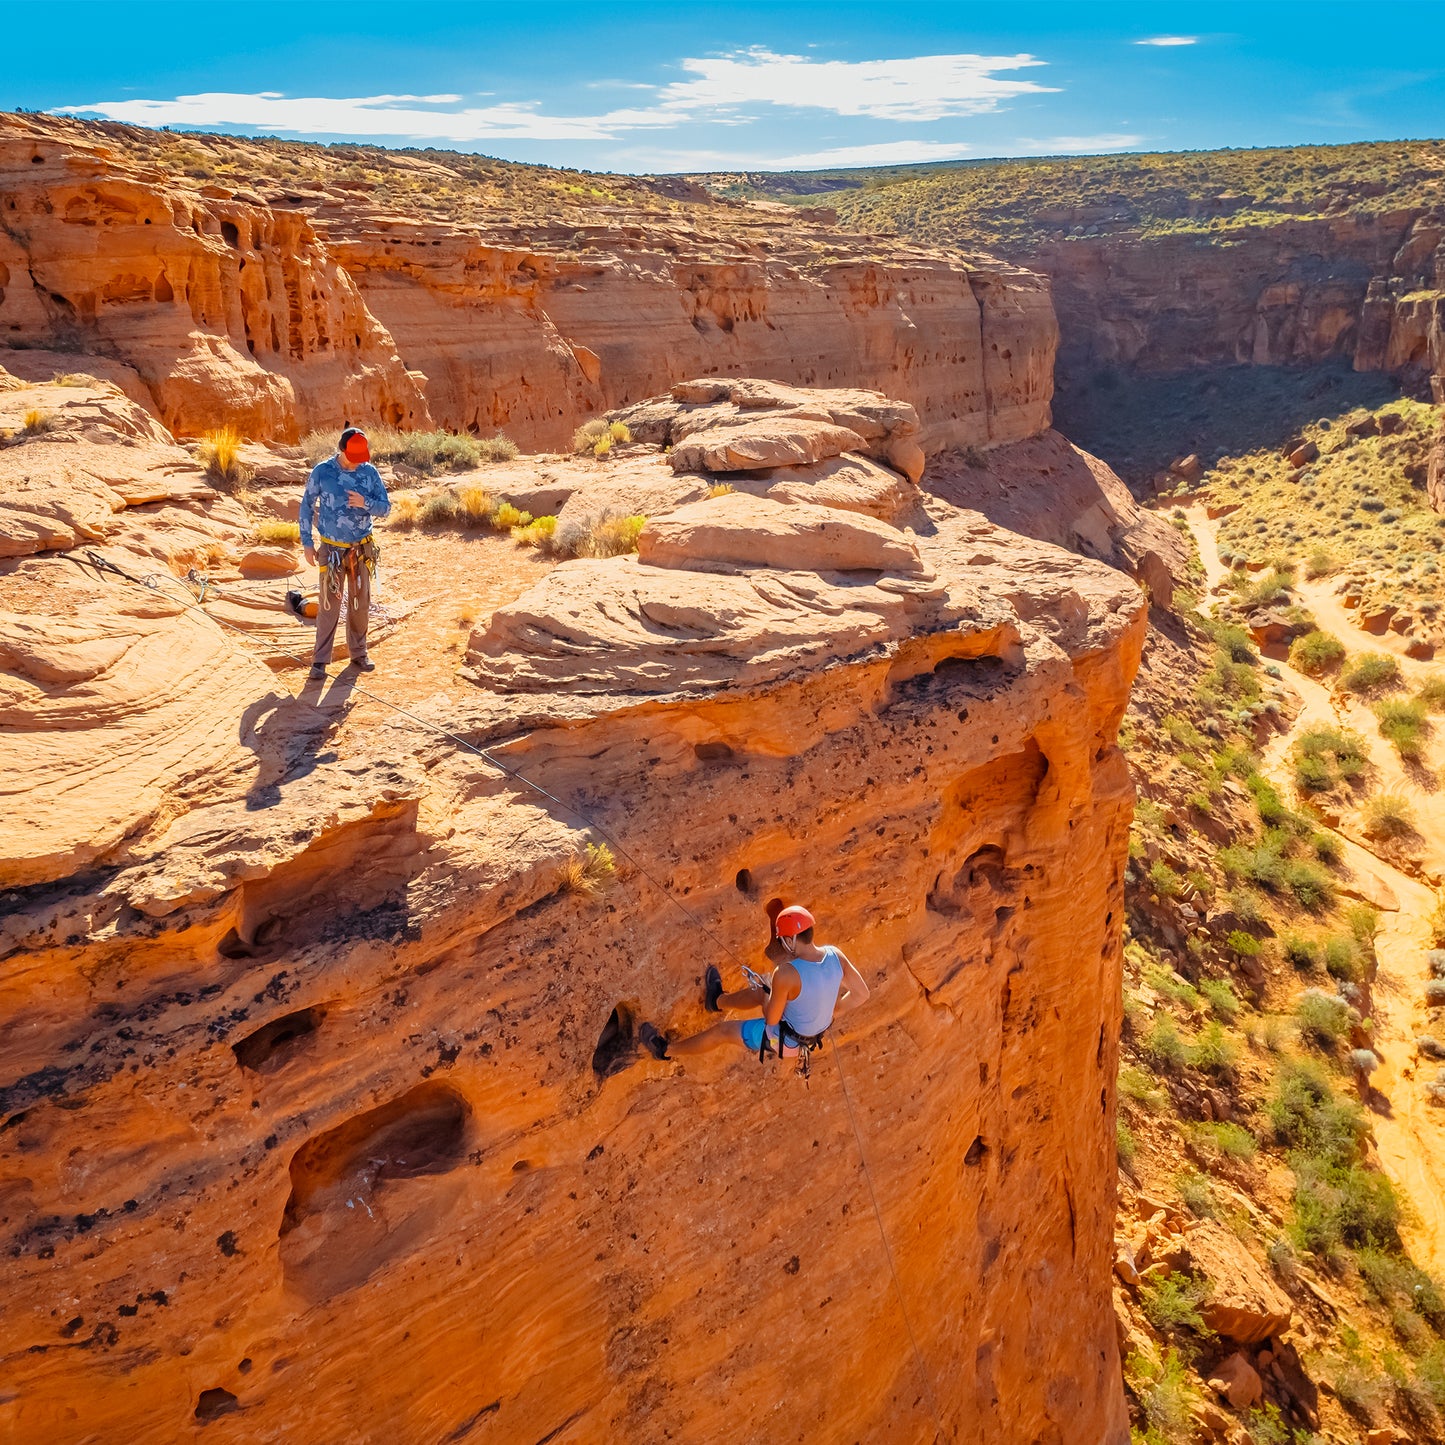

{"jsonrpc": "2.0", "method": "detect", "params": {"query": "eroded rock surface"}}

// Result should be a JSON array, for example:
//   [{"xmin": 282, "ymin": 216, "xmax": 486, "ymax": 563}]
[{"xmin": 1, "ymin": 381, "xmax": 1141, "ymax": 1443}]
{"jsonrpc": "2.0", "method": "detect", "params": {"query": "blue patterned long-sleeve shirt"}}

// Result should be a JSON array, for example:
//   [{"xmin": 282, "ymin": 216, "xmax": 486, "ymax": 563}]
[{"xmin": 299, "ymin": 456, "xmax": 391, "ymax": 549}]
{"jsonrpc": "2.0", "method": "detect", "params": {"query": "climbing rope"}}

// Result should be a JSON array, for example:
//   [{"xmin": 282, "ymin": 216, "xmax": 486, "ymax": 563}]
[{"xmin": 70, "ymin": 546, "xmax": 952, "ymax": 1440}]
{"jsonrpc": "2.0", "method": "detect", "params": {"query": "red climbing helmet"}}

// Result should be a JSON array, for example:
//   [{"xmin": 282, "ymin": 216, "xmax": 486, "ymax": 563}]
[{"xmin": 774, "ymin": 905, "xmax": 815, "ymax": 938}]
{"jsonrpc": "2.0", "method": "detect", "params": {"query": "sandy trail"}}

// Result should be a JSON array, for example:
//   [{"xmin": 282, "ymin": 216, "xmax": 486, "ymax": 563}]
[{"xmin": 1182, "ymin": 505, "xmax": 1445, "ymax": 1278}]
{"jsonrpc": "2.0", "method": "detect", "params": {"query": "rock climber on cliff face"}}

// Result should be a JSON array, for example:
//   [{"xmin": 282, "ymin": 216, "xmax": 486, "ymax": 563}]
[
  {"xmin": 297, "ymin": 426, "xmax": 391, "ymax": 680},
  {"xmin": 638, "ymin": 902, "xmax": 870, "ymax": 1068}
]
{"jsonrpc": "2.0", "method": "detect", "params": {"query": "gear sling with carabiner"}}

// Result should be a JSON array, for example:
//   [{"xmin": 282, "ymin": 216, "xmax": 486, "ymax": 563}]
[{"xmin": 757, "ymin": 1019, "xmax": 828, "ymax": 1079}]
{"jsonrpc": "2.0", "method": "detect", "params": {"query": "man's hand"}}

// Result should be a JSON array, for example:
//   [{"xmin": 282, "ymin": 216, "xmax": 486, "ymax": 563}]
[
  {"xmin": 303, "ymin": 545, "xmax": 316, "ymax": 567},
  {"xmin": 346, "ymin": 489, "xmax": 366, "ymax": 508}
]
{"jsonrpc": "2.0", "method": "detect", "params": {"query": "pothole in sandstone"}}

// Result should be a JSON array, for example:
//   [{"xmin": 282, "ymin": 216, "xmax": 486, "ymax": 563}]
[
  {"xmin": 232, "ymin": 1007, "xmax": 325, "ymax": 1074},
  {"xmin": 194, "ymin": 1387, "xmax": 240, "ymax": 1423},
  {"xmin": 278, "ymin": 1081, "xmax": 471, "ymax": 1301}
]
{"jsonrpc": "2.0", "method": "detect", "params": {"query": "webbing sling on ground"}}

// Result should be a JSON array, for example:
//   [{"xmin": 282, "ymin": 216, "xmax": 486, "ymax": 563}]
[{"xmin": 73, "ymin": 547, "xmax": 952, "ymax": 1443}]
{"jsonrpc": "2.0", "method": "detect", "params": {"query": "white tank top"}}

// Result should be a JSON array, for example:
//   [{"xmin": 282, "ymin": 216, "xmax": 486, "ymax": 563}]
[{"xmin": 781, "ymin": 946, "xmax": 844, "ymax": 1036}]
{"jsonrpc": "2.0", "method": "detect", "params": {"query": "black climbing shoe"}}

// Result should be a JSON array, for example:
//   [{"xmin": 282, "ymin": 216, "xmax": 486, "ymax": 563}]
[
  {"xmin": 307, "ymin": 664, "xmax": 326, "ymax": 682},
  {"xmin": 704, "ymin": 965, "xmax": 723, "ymax": 1013},
  {"xmin": 349, "ymin": 656, "xmax": 377, "ymax": 673},
  {"xmin": 639, "ymin": 1023, "xmax": 670, "ymax": 1061},
  {"xmin": 285, "ymin": 590, "xmax": 308, "ymax": 621}
]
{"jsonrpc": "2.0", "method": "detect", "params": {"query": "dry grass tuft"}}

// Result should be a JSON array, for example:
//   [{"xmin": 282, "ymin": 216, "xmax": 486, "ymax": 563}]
[
  {"xmin": 254, "ymin": 520, "xmax": 301, "ymax": 545},
  {"xmin": 454, "ymin": 484, "xmax": 495, "ymax": 527},
  {"xmin": 198, "ymin": 424, "xmax": 250, "ymax": 487},
  {"xmin": 21, "ymin": 408, "xmax": 56, "ymax": 434},
  {"xmin": 554, "ymin": 842, "xmax": 616, "ymax": 899},
  {"xmin": 572, "ymin": 417, "xmax": 633, "ymax": 458},
  {"xmin": 52, "ymin": 372, "xmax": 100, "ymax": 388},
  {"xmin": 388, "ymin": 494, "xmax": 421, "ymax": 530},
  {"xmin": 707, "ymin": 482, "xmax": 736, "ymax": 499},
  {"xmin": 559, "ymin": 512, "xmax": 646, "ymax": 558}
]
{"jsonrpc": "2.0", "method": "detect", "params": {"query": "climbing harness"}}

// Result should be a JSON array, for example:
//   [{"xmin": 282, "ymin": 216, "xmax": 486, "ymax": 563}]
[
  {"xmin": 317, "ymin": 533, "xmax": 379, "ymax": 612},
  {"xmin": 69, "ymin": 544, "xmax": 953, "ymax": 1444},
  {"xmin": 757, "ymin": 1018, "xmax": 827, "ymax": 1079}
]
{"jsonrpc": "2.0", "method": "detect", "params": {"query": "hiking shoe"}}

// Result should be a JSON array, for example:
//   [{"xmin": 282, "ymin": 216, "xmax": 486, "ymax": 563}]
[
  {"xmin": 704, "ymin": 965, "xmax": 724, "ymax": 1013},
  {"xmin": 285, "ymin": 590, "xmax": 309, "ymax": 621},
  {"xmin": 349, "ymin": 656, "xmax": 376, "ymax": 673},
  {"xmin": 638, "ymin": 1023, "xmax": 670, "ymax": 1061},
  {"xmin": 307, "ymin": 664, "xmax": 326, "ymax": 681}
]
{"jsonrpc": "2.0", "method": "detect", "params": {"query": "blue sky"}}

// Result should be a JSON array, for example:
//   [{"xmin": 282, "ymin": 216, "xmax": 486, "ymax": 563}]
[{"xmin": 9, "ymin": 1, "xmax": 1443, "ymax": 173}]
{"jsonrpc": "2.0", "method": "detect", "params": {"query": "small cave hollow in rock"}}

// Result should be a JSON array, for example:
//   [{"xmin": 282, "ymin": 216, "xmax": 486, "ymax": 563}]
[
  {"xmin": 232, "ymin": 1007, "xmax": 325, "ymax": 1075},
  {"xmin": 278, "ymin": 1081, "xmax": 471, "ymax": 1301},
  {"xmin": 194, "ymin": 1387, "xmax": 239, "ymax": 1423}
]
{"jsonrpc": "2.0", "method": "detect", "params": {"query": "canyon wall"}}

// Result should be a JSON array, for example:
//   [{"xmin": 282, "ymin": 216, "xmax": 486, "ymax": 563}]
[
  {"xmin": 0, "ymin": 113, "xmax": 1056, "ymax": 451},
  {"xmin": 1020, "ymin": 213, "xmax": 1445, "ymax": 397},
  {"xmin": 0, "ymin": 372, "xmax": 1143, "ymax": 1443}
]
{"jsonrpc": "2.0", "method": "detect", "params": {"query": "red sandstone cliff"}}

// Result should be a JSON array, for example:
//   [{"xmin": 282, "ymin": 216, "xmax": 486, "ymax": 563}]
[
  {"xmin": 0, "ymin": 113, "xmax": 1056, "ymax": 452},
  {"xmin": 0, "ymin": 372, "xmax": 1141, "ymax": 1443}
]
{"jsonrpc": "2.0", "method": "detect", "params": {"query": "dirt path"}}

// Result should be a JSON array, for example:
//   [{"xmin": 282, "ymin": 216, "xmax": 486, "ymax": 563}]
[{"xmin": 1181, "ymin": 505, "xmax": 1445, "ymax": 1278}]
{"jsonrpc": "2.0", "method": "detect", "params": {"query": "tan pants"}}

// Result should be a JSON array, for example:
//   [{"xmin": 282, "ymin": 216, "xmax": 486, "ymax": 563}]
[{"xmin": 312, "ymin": 545, "xmax": 371, "ymax": 666}]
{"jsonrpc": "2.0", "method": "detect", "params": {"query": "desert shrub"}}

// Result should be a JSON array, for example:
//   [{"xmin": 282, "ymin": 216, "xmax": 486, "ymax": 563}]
[
  {"xmin": 512, "ymin": 514, "xmax": 558, "ymax": 548},
  {"xmin": 1143, "ymin": 1016, "xmax": 1187, "ymax": 1073},
  {"xmin": 1284, "ymin": 859, "xmax": 1334, "ymax": 912},
  {"xmin": 1362, "ymin": 793, "xmax": 1417, "ymax": 839},
  {"xmin": 1311, "ymin": 830, "xmax": 1342, "ymax": 864},
  {"xmin": 1375, "ymin": 697, "xmax": 1429, "ymax": 761},
  {"xmin": 1292, "ymin": 726, "xmax": 1367, "ymax": 792},
  {"xmin": 556, "ymin": 511, "xmax": 646, "ymax": 559},
  {"xmin": 1236, "ymin": 567, "xmax": 1292, "ymax": 609},
  {"xmin": 1269, "ymin": 1059, "xmax": 1367, "ymax": 1160},
  {"xmin": 572, "ymin": 417, "xmax": 631, "ymax": 456},
  {"xmin": 1116, "ymin": 1116, "xmax": 1137, "ymax": 1169},
  {"xmin": 1209, "ymin": 622, "xmax": 1258, "ymax": 663},
  {"xmin": 254, "ymin": 520, "xmax": 300, "ymax": 545},
  {"xmin": 1295, "ymin": 987, "xmax": 1353, "ymax": 1047},
  {"xmin": 490, "ymin": 501, "xmax": 529, "ymax": 529},
  {"xmin": 1140, "ymin": 1271, "xmax": 1213, "ymax": 1335},
  {"xmin": 453, "ymin": 484, "xmax": 494, "ymax": 527},
  {"xmin": 1194, "ymin": 1121, "xmax": 1258, "ymax": 1161},
  {"xmin": 388, "ymin": 495, "xmax": 420, "ymax": 530},
  {"xmin": 1227, "ymin": 888, "xmax": 1266, "ymax": 929},
  {"xmin": 1187, "ymin": 1021, "xmax": 1239, "ymax": 1076},
  {"xmin": 706, "ymin": 482, "xmax": 735, "ymax": 499},
  {"xmin": 1341, "ymin": 651, "xmax": 1402, "ymax": 694},
  {"xmin": 1429, "ymin": 950, "xmax": 1445, "ymax": 979},
  {"xmin": 1416, "ymin": 675, "xmax": 1445, "ymax": 711},
  {"xmin": 1348, "ymin": 1048, "xmax": 1381, "ymax": 1074},
  {"xmin": 1292, "ymin": 1153, "xmax": 1402, "ymax": 1254},
  {"xmin": 389, "ymin": 429, "xmax": 479, "ymax": 473},
  {"xmin": 52, "ymin": 371, "xmax": 100, "ymax": 387},
  {"xmin": 1145, "ymin": 965, "xmax": 1200, "ymax": 1010},
  {"xmin": 1219, "ymin": 836, "xmax": 1287, "ymax": 891},
  {"xmin": 554, "ymin": 842, "xmax": 616, "ymax": 899},
  {"xmin": 1118, "ymin": 1065, "xmax": 1168, "ymax": 1112},
  {"xmin": 1148, "ymin": 861, "xmax": 1183, "ymax": 898},
  {"xmin": 1127, "ymin": 1348, "xmax": 1198, "ymax": 1444},
  {"xmin": 1358, "ymin": 1249, "xmax": 1445, "ymax": 1327},
  {"xmin": 419, "ymin": 491, "xmax": 460, "ymax": 527},
  {"xmin": 1225, "ymin": 930, "xmax": 1261, "ymax": 958},
  {"xmin": 1429, "ymin": 895, "xmax": 1445, "ymax": 948},
  {"xmin": 1427, "ymin": 980, "xmax": 1445, "ymax": 1007},
  {"xmin": 477, "ymin": 434, "xmax": 520, "ymax": 463},
  {"xmin": 1346, "ymin": 905, "xmax": 1379, "ymax": 951},
  {"xmin": 1289, "ymin": 629, "xmax": 1346, "ymax": 675},
  {"xmin": 1305, "ymin": 545, "xmax": 1338, "ymax": 578},
  {"xmin": 21, "ymin": 407, "xmax": 56, "ymax": 434},
  {"xmin": 198, "ymin": 423, "xmax": 248, "ymax": 484},
  {"xmin": 1281, "ymin": 933, "xmax": 1320, "ymax": 972},
  {"xmin": 1199, "ymin": 978, "xmax": 1241, "ymax": 1022},
  {"xmin": 1323, "ymin": 934, "xmax": 1364, "ymax": 982}
]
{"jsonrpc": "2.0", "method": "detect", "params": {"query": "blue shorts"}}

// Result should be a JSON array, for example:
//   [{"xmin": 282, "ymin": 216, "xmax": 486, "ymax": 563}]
[{"xmin": 740, "ymin": 1019, "xmax": 798, "ymax": 1056}]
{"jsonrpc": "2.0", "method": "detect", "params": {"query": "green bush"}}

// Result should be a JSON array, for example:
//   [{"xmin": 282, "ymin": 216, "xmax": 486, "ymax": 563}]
[
  {"xmin": 1140, "ymin": 1271, "xmax": 1213, "ymax": 1335},
  {"xmin": 1362, "ymin": 793, "xmax": 1417, "ymax": 840},
  {"xmin": 1225, "ymin": 930, "xmax": 1261, "ymax": 958},
  {"xmin": 1116, "ymin": 1116, "xmax": 1137, "ymax": 1168},
  {"xmin": 1268, "ymin": 1059, "xmax": 1368, "ymax": 1161},
  {"xmin": 1323, "ymin": 934, "xmax": 1364, "ymax": 982},
  {"xmin": 1291, "ymin": 1154, "xmax": 1402, "ymax": 1255},
  {"xmin": 1148, "ymin": 860, "xmax": 1183, "ymax": 898},
  {"xmin": 1143, "ymin": 1016, "xmax": 1188, "ymax": 1073},
  {"xmin": 1118, "ymin": 1065, "xmax": 1169, "ymax": 1112},
  {"xmin": 1281, "ymin": 933, "xmax": 1320, "ymax": 971},
  {"xmin": 1289, "ymin": 629, "xmax": 1346, "ymax": 675},
  {"xmin": 1292, "ymin": 726, "xmax": 1367, "ymax": 792},
  {"xmin": 1127, "ymin": 1348, "xmax": 1199, "ymax": 1444},
  {"xmin": 1284, "ymin": 859, "xmax": 1335, "ymax": 911},
  {"xmin": 1187, "ymin": 1021, "xmax": 1239, "ymax": 1076},
  {"xmin": 1199, "ymin": 978, "xmax": 1241, "ymax": 1022},
  {"xmin": 1416, "ymin": 675, "xmax": 1445, "ymax": 712},
  {"xmin": 1194, "ymin": 1121, "xmax": 1258, "ymax": 1161},
  {"xmin": 1295, "ymin": 987, "xmax": 1353, "ymax": 1047},
  {"xmin": 1375, "ymin": 697, "xmax": 1429, "ymax": 761},
  {"xmin": 1341, "ymin": 651, "xmax": 1402, "ymax": 694}
]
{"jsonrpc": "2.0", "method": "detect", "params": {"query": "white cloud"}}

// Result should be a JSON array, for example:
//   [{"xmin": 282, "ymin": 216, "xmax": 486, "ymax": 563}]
[
  {"xmin": 1134, "ymin": 36, "xmax": 1197, "ymax": 46},
  {"xmin": 56, "ymin": 92, "xmax": 677, "ymax": 142},
  {"xmin": 59, "ymin": 47, "xmax": 1059, "ymax": 142},
  {"xmin": 654, "ymin": 47, "xmax": 1056, "ymax": 121}
]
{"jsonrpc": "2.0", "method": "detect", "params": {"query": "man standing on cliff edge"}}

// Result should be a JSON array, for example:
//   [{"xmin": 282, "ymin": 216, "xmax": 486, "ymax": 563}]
[{"xmin": 297, "ymin": 426, "xmax": 390, "ymax": 680}]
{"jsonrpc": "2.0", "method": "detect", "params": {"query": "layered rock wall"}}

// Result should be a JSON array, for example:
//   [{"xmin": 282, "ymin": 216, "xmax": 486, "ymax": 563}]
[
  {"xmin": 0, "ymin": 113, "xmax": 1058, "ymax": 452},
  {"xmin": 0, "ymin": 379, "xmax": 1142, "ymax": 1443},
  {"xmin": 1023, "ymin": 213, "xmax": 1445, "ymax": 396}
]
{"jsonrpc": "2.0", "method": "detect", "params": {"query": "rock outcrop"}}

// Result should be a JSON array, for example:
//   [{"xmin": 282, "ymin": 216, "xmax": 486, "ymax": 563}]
[
  {"xmin": 1022, "ymin": 215, "xmax": 1445, "ymax": 397},
  {"xmin": 0, "ymin": 112, "xmax": 1058, "ymax": 453},
  {"xmin": 1, "ymin": 380, "xmax": 1143, "ymax": 1443}
]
